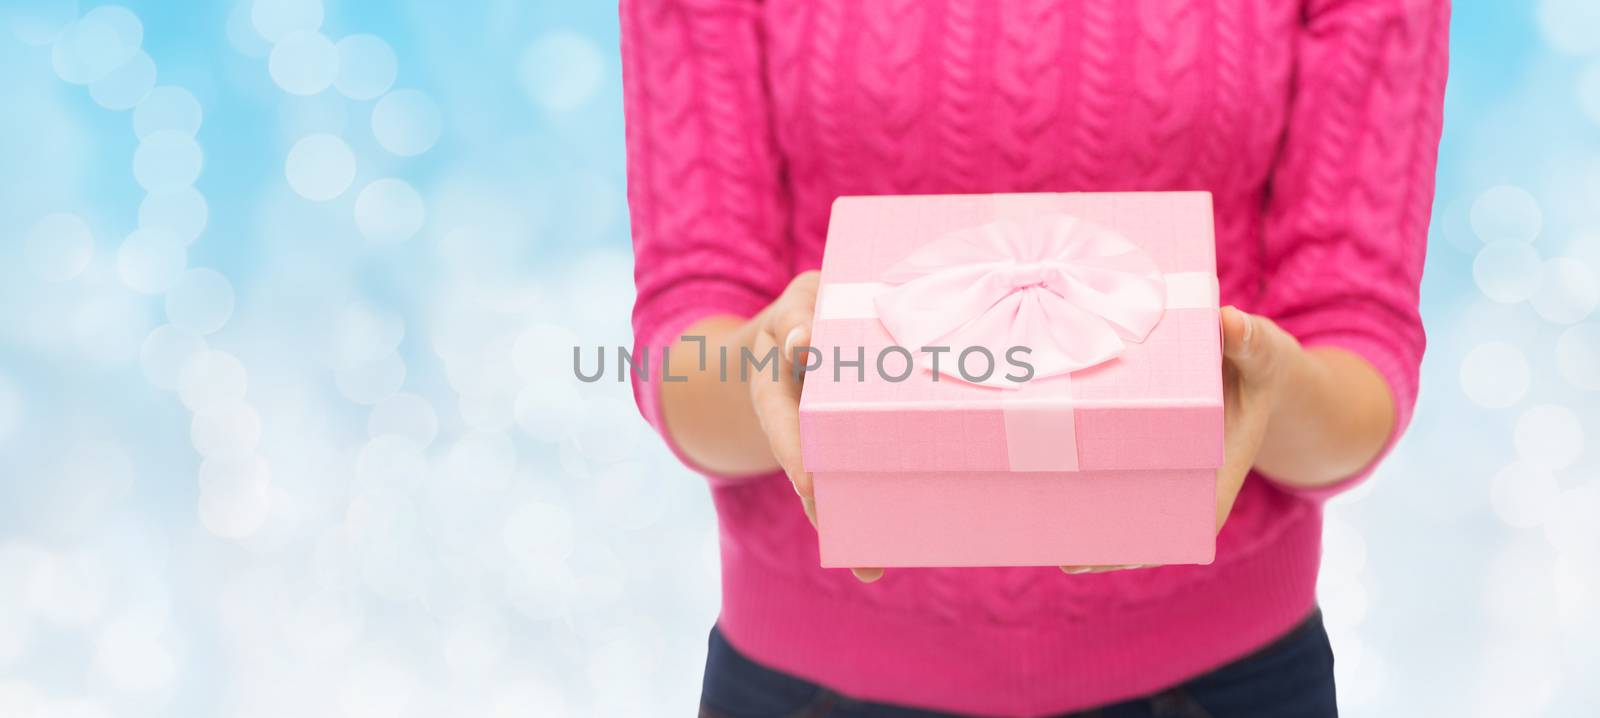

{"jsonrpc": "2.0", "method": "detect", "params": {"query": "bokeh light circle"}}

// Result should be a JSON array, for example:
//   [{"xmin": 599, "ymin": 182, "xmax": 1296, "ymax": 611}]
[
  {"xmin": 1469, "ymin": 184, "xmax": 1542, "ymax": 244},
  {"xmin": 60, "ymin": 457, "xmax": 137, "ymax": 521},
  {"xmin": 503, "ymin": 556, "xmax": 577, "ymax": 620},
  {"xmin": 284, "ymin": 133, "xmax": 355, "ymax": 201},
  {"xmin": 250, "ymin": 0, "xmax": 322, "ymax": 43},
  {"xmin": 8, "ymin": 1, "xmax": 78, "ymax": 46},
  {"xmin": 459, "ymin": 392, "xmax": 516, "ymax": 431},
  {"xmin": 518, "ymin": 32, "xmax": 604, "ymax": 112},
  {"xmin": 1473, "ymin": 240, "xmax": 1543, "ymax": 303},
  {"xmin": 199, "ymin": 452, "xmax": 269, "ymax": 496},
  {"xmin": 23, "ymin": 212, "xmax": 94, "ymax": 282},
  {"xmin": 367, "ymin": 393, "xmax": 438, "ymax": 448},
  {"xmin": 1459, "ymin": 341, "xmax": 1530, "ymax": 408},
  {"xmin": 1544, "ymin": 484, "xmax": 1600, "ymax": 558},
  {"xmin": 1514, "ymin": 404, "xmax": 1585, "ymax": 471},
  {"xmin": 328, "ymin": 301, "xmax": 405, "ymax": 369},
  {"xmin": 51, "ymin": 7, "xmax": 142, "ymax": 85},
  {"xmin": 335, "ymin": 354, "xmax": 407, "ymax": 405},
  {"xmin": 1435, "ymin": 193, "xmax": 1479, "ymax": 255},
  {"xmin": 72, "ymin": 290, "xmax": 155, "ymax": 365},
  {"xmin": 88, "ymin": 49, "xmax": 156, "ymax": 110},
  {"xmin": 371, "ymin": 89, "xmax": 441, "ymax": 156},
  {"xmin": 138, "ymin": 187, "xmax": 209, "ymax": 245},
  {"xmin": 132, "ymin": 130, "xmax": 203, "ymax": 191},
  {"xmin": 133, "ymin": 86, "xmax": 202, "ymax": 139},
  {"xmin": 178, "ymin": 350, "xmax": 249, "ymax": 414},
  {"xmin": 503, "ymin": 501, "xmax": 575, "ymax": 562},
  {"xmin": 94, "ymin": 612, "xmax": 177, "ymax": 692},
  {"xmin": 343, "ymin": 488, "xmax": 427, "ymax": 600},
  {"xmin": 1580, "ymin": 61, "xmax": 1600, "ymax": 128},
  {"xmin": 589, "ymin": 459, "xmax": 667, "ymax": 531},
  {"xmin": 116, "ymin": 228, "xmax": 187, "ymax": 294},
  {"xmin": 86, "ymin": 5, "xmax": 142, "ymax": 44},
  {"xmin": 446, "ymin": 431, "xmax": 518, "ymax": 490},
  {"xmin": 1489, "ymin": 461, "xmax": 1559, "ymax": 528},
  {"xmin": 574, "ymin": 397, "xmax": 645, "ymax": 463},
  {"xmin": 334, "ymin": 34, "xmax": 397, "ymax": 101},
  {"xmin": 355, "ymin": 434, "xmax": 426, "ymax": 490},
  {"xmin": 562, "ymin": 249, "xmax": 636, "ymax": 341},
  {"xmin": 164, "ymin": 268, "xmax": 235, "ymax": 335},
  {"xmin": 14, "ymin": 545, "xmax": 109, "ymax": 627},
  {"xmin": 139, "ymin": 325, "xmax": 208, "ymax": 390},
  {"xmin": 512, "ymin": 322, "xmax": 583, "ymax": 382},
  {"xmin": 191, "ymin": 402, "xmax": 264, "ymax": 457},
  {"xmin": 268, "ymin": 30, "xmax": 338, "ymax": 96},
  {"xmin": 1555, "ymin": 323, "xmax": 1600, "ymax": 390},
  {"xmin": 1530, "ymin": 257, "xmax": 1599, "ymax": 324},
  {"xmin": 442, "ymin": 612, "xmax": 508, "ymax": 676},
  {"xmin": 515, "ymin": 382, "xmax": 581, "ymax": 443},
  {"xmin": 353, "ymin": 178, "xmax": 425, "ymax": 243},
  {"xmin": 1538, "ymin": 0, "xmax": 1600, "ymax": 56},
  {"xmin": 225, "ymin": 1, "xmax": 270, "ymax": 57},
  {"xmin": 199, "ymin": 472, "xmax": 272, "ymax": 540}
]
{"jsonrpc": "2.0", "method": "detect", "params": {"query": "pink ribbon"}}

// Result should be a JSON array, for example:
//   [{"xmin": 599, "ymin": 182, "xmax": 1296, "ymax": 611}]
[
  {"xmin": 813, "ymin": 207, "xmax": 1218, "ymax": 471},
  {"xmin": 873, "ymin": 213, "xmax": 1167, "ymax": 387}
]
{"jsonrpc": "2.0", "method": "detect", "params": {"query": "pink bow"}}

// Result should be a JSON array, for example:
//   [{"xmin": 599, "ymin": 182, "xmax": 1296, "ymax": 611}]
[{"xmin": 873, "ymin": 213, "xmax": 1167, "ymax": 385}]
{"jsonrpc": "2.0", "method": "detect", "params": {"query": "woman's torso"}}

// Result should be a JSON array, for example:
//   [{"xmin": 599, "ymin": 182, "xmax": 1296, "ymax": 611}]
[
  {"xmin": 715, "ymin": 0, "xmax": 1315, "ymax": 622},
  {"xmin": 760, "ymin": 0, "xmax": 1302, "ymax": 303}
]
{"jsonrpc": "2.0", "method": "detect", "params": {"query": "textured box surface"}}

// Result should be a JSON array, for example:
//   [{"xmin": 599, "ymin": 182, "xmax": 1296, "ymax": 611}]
[
  {"xmin": 815, "ymin": 470, "xmax": 1217, "ymax": 567},
  {"xmin": 798, "ymin": 192, "xmax": 1224, "ymax": 567}
]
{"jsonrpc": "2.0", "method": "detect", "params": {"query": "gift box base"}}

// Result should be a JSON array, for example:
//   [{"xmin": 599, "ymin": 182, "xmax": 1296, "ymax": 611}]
[{"xmin": 814, "ymin": 470, "xmax": 1217, "ymax": 568}]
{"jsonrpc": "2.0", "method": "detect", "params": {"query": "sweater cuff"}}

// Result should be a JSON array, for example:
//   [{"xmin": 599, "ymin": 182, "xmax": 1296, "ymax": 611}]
[{"xmin": 631, "ymin": 283, "xmax": 770, "ymax": 484}]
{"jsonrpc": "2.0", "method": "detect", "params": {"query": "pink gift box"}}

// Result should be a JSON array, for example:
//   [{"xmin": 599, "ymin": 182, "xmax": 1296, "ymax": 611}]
[{"xmin": 798, "ymin": 192, "xmax": 1223, "ymax": 568}]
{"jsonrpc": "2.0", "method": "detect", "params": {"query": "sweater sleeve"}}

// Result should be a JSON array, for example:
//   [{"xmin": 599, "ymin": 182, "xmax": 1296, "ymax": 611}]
[
  {"xmin": 1251, "ymin": 0, "xmax": 1450, "ymax": 500},
  {"xmin": 619, "ymin": 0, "xmax": 793, "ymax": 449}
]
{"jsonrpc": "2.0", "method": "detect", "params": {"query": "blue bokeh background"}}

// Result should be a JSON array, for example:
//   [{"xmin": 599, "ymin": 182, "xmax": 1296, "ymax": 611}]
[{"xmin": 1, "ymin": 1, "xmax": 1598, "ymax": 716}]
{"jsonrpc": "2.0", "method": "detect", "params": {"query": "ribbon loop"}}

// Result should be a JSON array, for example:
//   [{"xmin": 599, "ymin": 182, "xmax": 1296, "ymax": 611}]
[{"xmin": 872, "ymin": 213, "xmax": 1168, "ymax": 387}]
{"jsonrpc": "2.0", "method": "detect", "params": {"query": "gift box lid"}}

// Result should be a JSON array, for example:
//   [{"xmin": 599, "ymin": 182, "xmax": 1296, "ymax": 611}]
[{"xmin": 798, "ymin": 192, "xmax": 1223, "ymax": 474}]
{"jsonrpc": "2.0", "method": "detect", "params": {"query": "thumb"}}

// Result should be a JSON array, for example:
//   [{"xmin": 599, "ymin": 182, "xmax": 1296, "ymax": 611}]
[
  {"xmin": 767, "ymin": 301, "xmax": 815, "ymax": 372},
  {"xmin": 1221, "ymin": 306, "xmax": 1262, "ymax": 364}
]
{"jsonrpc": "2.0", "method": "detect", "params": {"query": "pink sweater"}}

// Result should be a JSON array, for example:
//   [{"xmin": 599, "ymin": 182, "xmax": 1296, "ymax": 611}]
[{"xmin": 621, "ymin": 1, "xmax": 1447, "ymax": 715}]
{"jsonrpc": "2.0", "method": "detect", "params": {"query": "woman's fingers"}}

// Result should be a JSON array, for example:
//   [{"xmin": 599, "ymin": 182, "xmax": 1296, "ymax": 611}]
[
  {"xmin": 851, "ymin": 567, "xmax": 885, "ymax": 582},
  {"xmin": 766, "ymin": 272, "xmax": 819, "ymax": 372},
  {"xmin": 755, "ymin": 271, "xmax": 885, "ymax": 581},
  {"xmin": 1216, "ymin": 306, "xmax": 1297, "ymax": 532},
  {"xmin": 752, "ymin": 332, "xmax": 876, "ymax": 578},
  {"xmin": 1221, "ymin": 305, "xmax": 1256, "ymax": 361},
  {"xmin": 769, "ymin": 308, "xmax": 813, "ymax": 366},
  {"xmin": 1221, "ymin": 306, "xmax": 1294, "ymax": 376},
  {"xmin": 752, "ymin": 271, "xmax": 822, "ymax": 502},
  {"xmin": 1060, "ymin": 564, "xmax": 1152, "ymax": 574},
  {"xmin": 750, "ymin": 329, "xmax": 811, "ymax": 499}
]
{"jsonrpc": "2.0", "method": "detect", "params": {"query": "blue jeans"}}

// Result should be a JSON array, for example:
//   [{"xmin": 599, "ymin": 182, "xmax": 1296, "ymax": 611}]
[{"xmin": 699, "ymin": 610, "xmax": 1336, "ymax": 718}]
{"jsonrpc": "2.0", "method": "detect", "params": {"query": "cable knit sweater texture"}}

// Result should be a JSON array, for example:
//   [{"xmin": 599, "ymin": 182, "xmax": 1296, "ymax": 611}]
[{"xmin": 621, "ymin": 0, "xmax": 1447, "ymax": 715}]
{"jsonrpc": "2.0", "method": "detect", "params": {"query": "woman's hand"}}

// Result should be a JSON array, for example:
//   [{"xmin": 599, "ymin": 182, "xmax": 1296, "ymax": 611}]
[
  {"xmin": 1212, "ymin": 305, "xmax": 1299, "ymax": 528},
  {"xmin": 1061, "ymin": 306, "xmax": 1299, "ymax": 575},
  {"xmin": 746, "ymin": 271, "xmax": 885, "ymax": 583}
]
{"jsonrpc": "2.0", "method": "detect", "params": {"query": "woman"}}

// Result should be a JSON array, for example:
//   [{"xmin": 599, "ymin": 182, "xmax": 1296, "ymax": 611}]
[{"xmin": 620, "ymin": 0, "xmax": 1446, "ymax": 715}]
